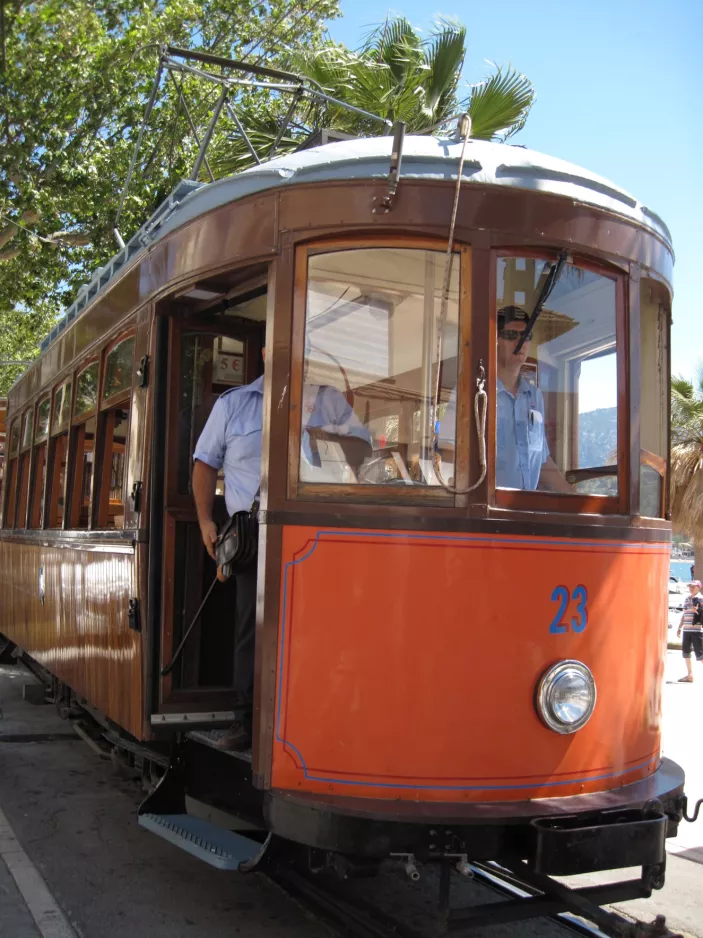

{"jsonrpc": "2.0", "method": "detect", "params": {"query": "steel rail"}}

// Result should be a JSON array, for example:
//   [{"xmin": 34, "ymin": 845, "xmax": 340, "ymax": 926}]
[{"xmin": 265, "ymin": 860, "xmax": 625, "ymax": 938}]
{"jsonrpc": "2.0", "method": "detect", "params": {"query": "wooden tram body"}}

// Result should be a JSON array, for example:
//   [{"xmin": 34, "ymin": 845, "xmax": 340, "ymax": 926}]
[{"xmin": 0, "ymin": 136, "xmax": 687, "ymax": 914}]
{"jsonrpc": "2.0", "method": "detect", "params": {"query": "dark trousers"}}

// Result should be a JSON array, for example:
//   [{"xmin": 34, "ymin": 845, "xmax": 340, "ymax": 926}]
[
  {"xmin": 233, "ymin": 561, "xmax": 257, "ymax": 726},
  {"xmin": 682, "ymin": 630, "xmax": 703, "ymax": 661}
]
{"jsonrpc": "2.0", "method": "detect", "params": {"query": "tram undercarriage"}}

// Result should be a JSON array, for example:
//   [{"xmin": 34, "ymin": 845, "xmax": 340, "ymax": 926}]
[{"xmin": 124, "ymin": 724, "xmax": 690, "ymax": 938}]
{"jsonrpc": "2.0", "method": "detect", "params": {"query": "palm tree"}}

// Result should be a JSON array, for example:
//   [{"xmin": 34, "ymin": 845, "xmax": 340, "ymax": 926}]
[
  {"xmin": 291, "ymin": 16, "xmax": 534, "ymax": 138},
  {"xmin": 208, "ymin": 17, "xmax": 534, "ymax": 177},
  {"xmin": 670, "ymin": 369, "xmax": 703, "ymax": 577}
]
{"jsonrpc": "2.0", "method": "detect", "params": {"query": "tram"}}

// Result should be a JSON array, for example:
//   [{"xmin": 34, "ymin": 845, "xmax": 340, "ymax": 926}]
[{"xmin": 0, "ymin": 127, "xmax": 691, "ymax": 931}]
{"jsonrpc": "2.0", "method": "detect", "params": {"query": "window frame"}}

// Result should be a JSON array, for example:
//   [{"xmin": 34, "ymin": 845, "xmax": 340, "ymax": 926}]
[
  {"xmin": 27, "ymin": 394, "xmax": 52, "ymax": 528},
  {"xmin": 96, "ymin": 329, "xmax": 136, "ymax": 529},
  {"xmin": 100, "ymin": 331, "xmax": 136, "ymax": 410},
  {"xmin": 288, "ymin": 236, "xmax": 472, "ymax": 506},
  {"xmin": 491, "ymin": 249, "xmax": 629, "ymax": 516},
  {"xmin": 51, "ymin": 377, "xmax": 73, "ymax": 437},
  {"xmin": 68, "ymin": 357, "xmax": 100, "ymax": 530},
  {"xmin": 2, "ymin": 417, "xmax": 20, "ymax": 527},
  {"xmin": 14, "ymin": 407, "xmax": 34, "ymax": 527}
]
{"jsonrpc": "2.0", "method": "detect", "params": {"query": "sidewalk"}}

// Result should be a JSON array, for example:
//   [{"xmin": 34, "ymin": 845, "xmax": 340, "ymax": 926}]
[{"xmin": 0, "ymin": 852, "xmax": 40, "ymax": 938}]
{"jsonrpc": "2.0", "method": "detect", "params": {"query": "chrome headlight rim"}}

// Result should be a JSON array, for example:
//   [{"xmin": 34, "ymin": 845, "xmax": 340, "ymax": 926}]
[{"xmin": 536, "ymin": 659, "xmax": 596, "ymax": 735}]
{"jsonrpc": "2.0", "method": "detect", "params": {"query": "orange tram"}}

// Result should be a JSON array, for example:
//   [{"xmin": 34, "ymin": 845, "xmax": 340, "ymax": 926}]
[{"xmin": 0, "ymin": 130, "xmax": 695, "ymax": 933}]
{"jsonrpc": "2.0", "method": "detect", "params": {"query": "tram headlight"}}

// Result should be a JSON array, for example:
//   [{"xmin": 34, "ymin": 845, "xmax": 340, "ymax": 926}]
[{"xmin": 536, "ymin": 661, "xmax": 596, "ymax": 734}]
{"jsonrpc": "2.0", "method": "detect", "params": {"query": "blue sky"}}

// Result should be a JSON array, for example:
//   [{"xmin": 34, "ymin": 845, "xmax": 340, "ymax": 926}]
[{"xmin": 327, "ymin": 0, "xmax": 702, "ymax": 381}]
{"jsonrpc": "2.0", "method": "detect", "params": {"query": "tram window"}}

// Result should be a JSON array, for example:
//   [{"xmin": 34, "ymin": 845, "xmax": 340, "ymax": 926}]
[
  {"xmin": 9, "ymin": 418, "xmax": 19, "ymax": 456},
  {"xmin": 21, "ymin": 409, "xmax": 33, "ymax": 449},
  {"xmin": 52, "ymin": 379, "xmax": 72, "ymax": 434},
  {"xmin": 102, "ymin": 336, "xmax": 135, "ymax": 403},
  {"xmin": 639, "ymin": 278, "xmax": 668, "ymax": 517},
  {"xmin": 177, "ymin": 332, "xmax": 245, "ymax": 496},
  {"xmin": 3, "ymin": 419, "xmax": 19, "ymax": 527},
  {"xmin": 74, "ymin": 362, "xmax": 99, "ymax": 418},
  {"xmin": 47, "ymin": 432, "xmax": 68, "ymax": 528},
  {"xmin": 29, "ymin": 441, "xmax": 47, "ymax": 528},
  {"xmin": 68, "ymin": 415, "xmax": 96, "ymax": 528},
  {"xmin": 35, "ymin": 397, "xmax": 50, "ymax": 442},
  {"xmin": 15, "ymin": 451, "xmax": 30, "ymax": 527},
  {"xmin": 13, "ymin": 409, "xmax": 33, "ymax": 527},
  {"xmin": 495, "ymin": 257, "xmax": 619, "ymax": 497},
  {"xmin": 299, "ymin": 248, "xmax": 459, "ymax": 487},
  {"xmin": 96, "ymin": 404, "xmax": 131, "ymax": 529},
  {"xmin": 3, "ymin": 457, "xmax": 18, "ymax": 528}
]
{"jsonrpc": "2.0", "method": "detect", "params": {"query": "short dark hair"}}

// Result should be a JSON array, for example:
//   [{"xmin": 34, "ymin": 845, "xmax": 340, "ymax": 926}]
[{"xmin": 498, "ymin": 305, "xmax": 528, "ymax": 332}]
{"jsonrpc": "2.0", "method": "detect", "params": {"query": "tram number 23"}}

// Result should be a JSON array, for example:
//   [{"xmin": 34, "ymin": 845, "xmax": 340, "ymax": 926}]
[{"xmin": 549, "ymin": 585, "xmax": 588, "ymax": 634}]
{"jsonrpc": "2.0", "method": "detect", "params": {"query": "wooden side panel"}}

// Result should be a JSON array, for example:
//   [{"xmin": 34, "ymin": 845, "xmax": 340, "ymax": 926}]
[
  {"xmin": 0, "ymin": 540, "xmax": 142, "ymax": 738},
  {"xmin": 271, "ymin": 526, "xmax": 668, "ymax": 802}
]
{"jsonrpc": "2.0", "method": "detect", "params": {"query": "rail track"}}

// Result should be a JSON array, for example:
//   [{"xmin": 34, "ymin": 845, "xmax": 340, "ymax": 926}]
[{"xmin": 266, "ymin": 853, "xmax": 682, "ymax": 938}]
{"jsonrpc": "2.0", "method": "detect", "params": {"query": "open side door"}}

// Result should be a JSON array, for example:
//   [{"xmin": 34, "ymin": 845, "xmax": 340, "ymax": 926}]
[{"xmin": 147, "ymin": 295, "xmax": 265, "ymax": 730}]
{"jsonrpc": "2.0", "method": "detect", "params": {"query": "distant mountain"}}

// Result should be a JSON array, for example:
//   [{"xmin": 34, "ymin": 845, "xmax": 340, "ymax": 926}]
[{"xmin": 578, "ymin": 407, "xmax": 617, "ymax": 467}]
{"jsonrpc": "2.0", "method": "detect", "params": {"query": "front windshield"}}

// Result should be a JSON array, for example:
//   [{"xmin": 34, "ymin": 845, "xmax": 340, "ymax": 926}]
[
  {"xmin": 299, "ymin": 247, "xmax": 459, "ymax": 488},
  {"xmin": 494, "ymin": 256, "xmax": 619, "ymax": 497}
]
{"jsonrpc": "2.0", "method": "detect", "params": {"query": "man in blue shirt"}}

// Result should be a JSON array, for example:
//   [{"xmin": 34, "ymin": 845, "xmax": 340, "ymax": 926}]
[
  {"xmin": 438, "ymin": 307, "xmax": 571, "ymax": 492},
  {"xmin": 495, "ymin": 306, "xmax": 572, "ymax": 492},
  {"xmin": 192, "ymin": 350, "xmax": 371, "ymax": 750}
]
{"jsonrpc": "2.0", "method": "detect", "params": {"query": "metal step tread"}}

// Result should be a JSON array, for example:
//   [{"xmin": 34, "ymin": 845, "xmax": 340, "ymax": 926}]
[{"xmin": 138, "ymin": 812, "xmax": 262, "ymax": 870}]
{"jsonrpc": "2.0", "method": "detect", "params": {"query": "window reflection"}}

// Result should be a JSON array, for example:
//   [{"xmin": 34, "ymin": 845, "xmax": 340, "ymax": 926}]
[
  {"xmin": 9, "ymin": 419, "xmax": 19, "ymax": 455},
  {"xmin": 102, "ymin": 336, "xmax": 135, "ymax": 402},
  {"xmin": 103, "ymin": 405, "xmax": 131, "ymax": 529},
  {"xmin": 70, "ymin": 415, "xmax": 96, "ymax": 528},
  {"xmin": 48, "ymin": 432, "xmax": 68, "ymax": 528},
  {"xmin": 301, "ymin": 248, "xmax": 459, "ymax": 487},
  {"xmin": 495, "ymin": 257, "xmax": 618, "ymax": 496},
  {"xmin": 52, "ymin": 380, "xmax": 72, "ymax": 434},
  {"xmin": 75, "ymin": 363, "xmax": 99, "ymax": 418},
  {"xmin": 639, "ymin": 279, "xmax": 668, "ymax": 517},
  {"xmin": 36, "ymin": 398, "xmax": 51, "ymax": 441}
]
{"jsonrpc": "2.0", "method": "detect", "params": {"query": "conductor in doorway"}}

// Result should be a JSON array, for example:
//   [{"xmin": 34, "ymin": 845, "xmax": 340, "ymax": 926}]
[{"xmin": 192, "ymin": 349, "xmax": 372, "ymax": 751}]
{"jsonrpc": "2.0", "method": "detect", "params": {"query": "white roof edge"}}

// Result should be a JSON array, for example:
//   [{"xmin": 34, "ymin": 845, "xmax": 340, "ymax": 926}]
[
  {"xmin": 152, "ymin": 135, "xmax": 673, "ymax": 249},
  {"xmin": 33, "ymin": 135, "xmax": 672, "ymax": 362}
]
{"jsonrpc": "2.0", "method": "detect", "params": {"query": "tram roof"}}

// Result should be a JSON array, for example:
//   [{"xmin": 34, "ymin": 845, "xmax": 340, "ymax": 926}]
[{"xmin": 39, "ymin": 134, "xmax": 671, "ymax": 354}]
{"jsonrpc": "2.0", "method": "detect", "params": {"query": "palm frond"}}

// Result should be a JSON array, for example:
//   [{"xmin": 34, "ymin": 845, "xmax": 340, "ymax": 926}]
[
  {"xmin": 420, "ymin": 19, "xmax": 465, "ymax": 120},
  {"xmin": 465, "ymin": 65, "xmax": 534, "ymax": 141}
]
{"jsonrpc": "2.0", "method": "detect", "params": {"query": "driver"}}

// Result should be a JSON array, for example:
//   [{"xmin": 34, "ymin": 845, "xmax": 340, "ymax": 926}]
[
  {"xmin": 192, "ymin": 348, "xmax": 371, "ymax": 751},
  {"xmin": 437, "ymin": 306, "xmax": 571, "ymax": 493},
  {"xmin": 495, "ymin": 306, "xmax": 571, "ymax": 492}
]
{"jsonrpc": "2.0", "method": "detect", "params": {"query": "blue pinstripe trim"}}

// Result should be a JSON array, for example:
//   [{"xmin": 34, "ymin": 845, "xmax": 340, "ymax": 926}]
[{"xmin": 274, "ymin": 528, "xmax": 665, "ymax": 791}]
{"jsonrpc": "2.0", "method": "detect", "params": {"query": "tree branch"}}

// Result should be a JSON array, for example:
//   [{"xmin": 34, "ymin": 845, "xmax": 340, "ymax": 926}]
[{"xmin": 0, "ymin": 207, "xmax": 40, "ymax": 249}]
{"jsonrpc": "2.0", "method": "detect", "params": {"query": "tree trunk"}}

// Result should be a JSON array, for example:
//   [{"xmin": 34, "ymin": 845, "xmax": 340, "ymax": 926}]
[{"xmin": 694, "ymin": 539, "xmax": 703, "ymax": 583}]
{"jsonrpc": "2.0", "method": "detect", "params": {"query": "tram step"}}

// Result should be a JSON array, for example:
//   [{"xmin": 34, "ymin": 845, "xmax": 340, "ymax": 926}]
[{"xmin": 138, "ymin": 812, "xmax": 263, "ymax": 870}]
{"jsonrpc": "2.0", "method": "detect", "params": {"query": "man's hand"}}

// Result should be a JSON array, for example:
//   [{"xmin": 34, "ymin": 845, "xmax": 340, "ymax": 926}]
[
  {"xmin": 200, "ymin": 519, "xmax": 218, "ymax": 561},
  {"xmin": 677, "ymin": 627, "xmax": 682, "ymax": 638}
]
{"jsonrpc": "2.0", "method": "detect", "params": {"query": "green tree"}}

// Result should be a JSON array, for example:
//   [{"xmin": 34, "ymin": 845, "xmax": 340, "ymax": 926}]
[
  {"xmin": 289, "ymin": 17, "xmax": 534, "ymax": 137},
  {"xmin": 670, "ymin": 369, "xmax": 703, "ymax": 577},
  {"xmin": 0, "ymin": 0, "xmax": 339, "ymax": 392},
  {"xmin": 0, "ymin": 6, "xmax": 534, "ymax": 395}
]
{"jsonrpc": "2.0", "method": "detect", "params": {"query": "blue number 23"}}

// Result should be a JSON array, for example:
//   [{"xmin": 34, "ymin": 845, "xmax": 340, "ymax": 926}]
[{"xmin": 549, "ymin": 585, "xmax": 588, "ymax": 634}]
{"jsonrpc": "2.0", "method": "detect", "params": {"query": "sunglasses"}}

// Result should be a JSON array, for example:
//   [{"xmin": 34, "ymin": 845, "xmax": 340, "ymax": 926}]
[{"xmin": 499, "ymin": 329, "xmax": 531, "ymax": 341}]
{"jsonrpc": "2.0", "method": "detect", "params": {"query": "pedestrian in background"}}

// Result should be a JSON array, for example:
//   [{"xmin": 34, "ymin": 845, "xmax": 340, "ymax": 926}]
[{"xmin": 677, "ymin": 579, "xmax": 703, "ymax": 683}]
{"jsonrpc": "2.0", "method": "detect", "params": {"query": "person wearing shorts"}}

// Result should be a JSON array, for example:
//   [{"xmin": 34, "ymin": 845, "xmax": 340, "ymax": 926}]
[{"xmin": 677, "ymin": 579, "xmax": 703, "ymax": 683}]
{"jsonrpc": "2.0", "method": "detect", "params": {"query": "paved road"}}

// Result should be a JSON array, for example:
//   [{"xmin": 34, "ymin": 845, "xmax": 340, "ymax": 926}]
[{"xmin": 0, "ymin": 656, "xmax": 700, "ymax": 938}]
